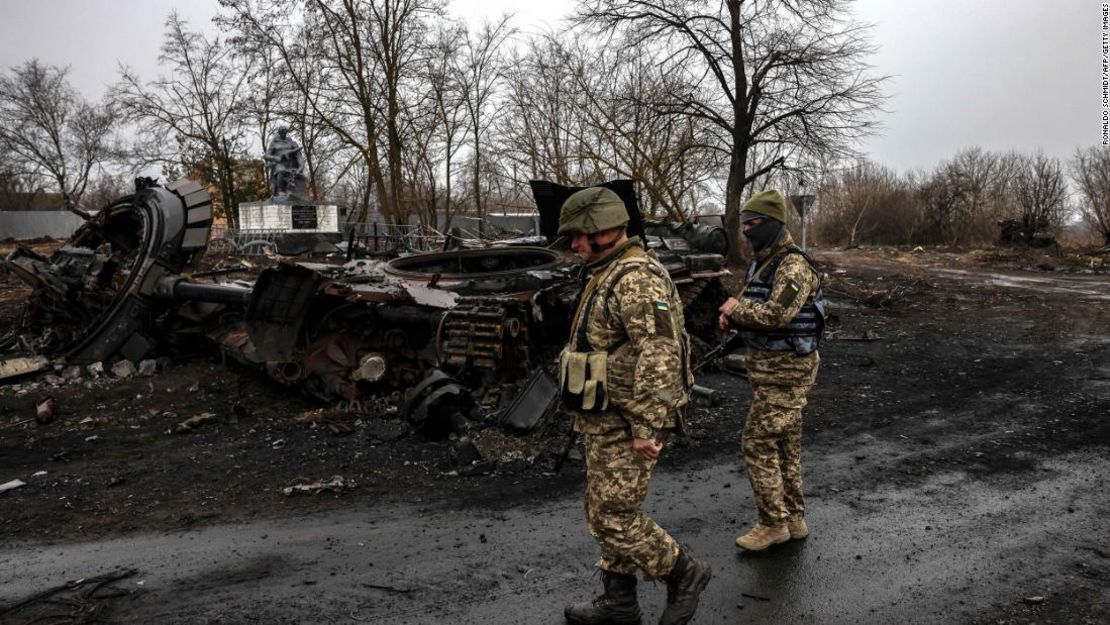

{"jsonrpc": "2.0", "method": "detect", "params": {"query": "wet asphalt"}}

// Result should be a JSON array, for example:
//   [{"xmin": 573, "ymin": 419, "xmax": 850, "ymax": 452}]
[{"xmin": 2, "ymin": 438, "xmax": 1106, "ymax": 624}]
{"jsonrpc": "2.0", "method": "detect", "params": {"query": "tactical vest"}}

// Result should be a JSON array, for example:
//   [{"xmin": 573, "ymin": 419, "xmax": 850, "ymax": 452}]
[
  {"xmin": 560, "ymin": 246, "xmax": 691, "ymax": 414},
  {"xmin": 738, "ymin": 246, "xmax": 826, "ymax": 356}
]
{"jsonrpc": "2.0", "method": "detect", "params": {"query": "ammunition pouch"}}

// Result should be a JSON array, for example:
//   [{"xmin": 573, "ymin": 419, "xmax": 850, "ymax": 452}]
[{"xmin": 559, "ymin": 350, "xmax": 609, "ymax": 412}]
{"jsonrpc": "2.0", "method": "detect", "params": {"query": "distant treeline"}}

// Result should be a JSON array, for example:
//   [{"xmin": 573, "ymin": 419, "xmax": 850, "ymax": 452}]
[{"xmin": 802, "ymin": 147, "xmax": 1110, "ymax": 247}]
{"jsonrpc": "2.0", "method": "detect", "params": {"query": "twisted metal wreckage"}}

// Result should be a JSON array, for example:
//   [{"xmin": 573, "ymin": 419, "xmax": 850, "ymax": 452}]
[{"xmin": 1, "ymin": 178, "xmax": 731, "ymax": 458}]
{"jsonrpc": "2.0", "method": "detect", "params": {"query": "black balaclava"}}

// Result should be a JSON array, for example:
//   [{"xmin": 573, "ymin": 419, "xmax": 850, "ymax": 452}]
[{"xmin": 743, "ymin": 218, "xmax": 783, "ymax": 254}]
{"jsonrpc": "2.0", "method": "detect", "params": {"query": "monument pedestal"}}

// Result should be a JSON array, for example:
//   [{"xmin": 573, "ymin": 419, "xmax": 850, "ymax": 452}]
[
  {"xmin": 237, "ymin": 199, "xmax": 341, "ymax": 233},
  {"xmin": 236, "ymin": 199, "xmax": 345, "ymax": 255}
]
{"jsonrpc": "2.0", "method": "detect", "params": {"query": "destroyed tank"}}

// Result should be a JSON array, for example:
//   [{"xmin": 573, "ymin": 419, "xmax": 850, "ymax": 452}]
[{"xmin": 3, "ymin": 179, "xmax": 730, "ymax": 450}]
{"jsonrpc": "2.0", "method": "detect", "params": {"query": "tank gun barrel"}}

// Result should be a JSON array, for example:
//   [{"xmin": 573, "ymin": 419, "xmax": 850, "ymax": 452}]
[{"xmin": 154, "ymin": 276, "xmax": 253, "ymax": 306}]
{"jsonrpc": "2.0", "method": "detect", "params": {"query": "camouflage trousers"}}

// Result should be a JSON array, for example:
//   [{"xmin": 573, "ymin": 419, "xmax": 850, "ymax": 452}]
[
  {"xmin": 583, "ymin": 427, "xmax": 680, "ymax": 579},
  {"xmin": 741, "ymin": 382, "xmax": 813, "ymax": 527}
]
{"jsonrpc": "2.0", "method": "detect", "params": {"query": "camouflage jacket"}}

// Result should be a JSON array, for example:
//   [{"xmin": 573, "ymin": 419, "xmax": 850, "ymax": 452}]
[
  {"xmin": 566, "ymin": 238, "xmax": 691, "ymax": 438},
  {"xmin": 726, "ymin": 232, "xmax": 821, "ymax": 386}
]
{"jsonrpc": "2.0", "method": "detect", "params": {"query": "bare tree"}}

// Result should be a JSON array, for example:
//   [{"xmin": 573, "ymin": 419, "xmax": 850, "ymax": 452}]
[
  {"xmin": 0, "ymin": 149, "xmax": 49, "ymax": 211},
  {"xmin": 219, "ymin": 0, "xmax": 446, "ymax": 223},
  {"xmin": 917, "ymin": 167, "xmax": 965, "ymax": 245},
  {"xmin": 813, "ymin": 160, "xmax": 914, "ymax": 246},
  {"xmin": 113, "ymin": 13, "xmax": 254, "ymax": 227},
  {"xmin": 240, "ymin": 43, "xmax": 287, "ymax": 166},
  {"xmin": 559, "ymin": 40, "xmax": 723, "ymax": 220},
  {"xmin": 0, "ymin": 59, "xmax": 116, "ymax": 212},
  {"xmin": 1070, "ymin": 146, "xmax": 1110, "ymax": 245},
  {"xmin": 1011, "ymin": 151, "xmax": 1069, "ymax": 237},
  {"xmin": 80, "ymin": 171, "xmax": 136, "ymax": 212},
  {"xmin": 574, "ymin": 0, "xmax": 885, "ymax": 263},
  {"xmin": 496, "ymin": 35, "xmax": 722, "ymax": 220},
  {"xmin": 456, "ymin": 17, "xmax": 514, "ymax": 233},
  {"xmin": 404, "ymin": 22, "xmax": 468, "ymax": 229},
  {"xmin": 917, "ymin": 147, "xmax": 1020, "ymax": 245},
  {"xmin": 398, "ymin": 67, "xmax": 445, "ymax": 228},
  {"xmin": 498, "ymin": 36, "xmax": 586, "ymax": 185}
]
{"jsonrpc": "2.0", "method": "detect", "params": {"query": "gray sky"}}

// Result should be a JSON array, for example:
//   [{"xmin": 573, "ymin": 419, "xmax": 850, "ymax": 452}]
[
  {"xmin": 856, "ymin": 0, "xmax": 1099, "ymax": 172},
  {"xmin": 0, "ymin": 0, "xmax": 1101, "ymax": 173}
]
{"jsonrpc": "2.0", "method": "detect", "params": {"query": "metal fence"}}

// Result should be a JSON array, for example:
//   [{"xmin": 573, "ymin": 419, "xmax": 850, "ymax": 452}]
[
  {"xmin": 207, "ymin": 227, "xmax": 282, "ymax": 255},
  {"xmin": 0, "ymin": 211, "xmax": 86, "ymax": 240},
  {"xmin": 345, "ymin": 222, "xmax": 445, "ymax": 256}
]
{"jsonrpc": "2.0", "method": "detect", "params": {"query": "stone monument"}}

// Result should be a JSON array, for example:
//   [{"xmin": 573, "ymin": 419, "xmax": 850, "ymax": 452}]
[
  {"xmin": 262, "ymin": 127, "xmax": 308, "ymax": 200},
  {"xmin": 238, "ymin": 128, "xmax": 341, "ymax": 240}
]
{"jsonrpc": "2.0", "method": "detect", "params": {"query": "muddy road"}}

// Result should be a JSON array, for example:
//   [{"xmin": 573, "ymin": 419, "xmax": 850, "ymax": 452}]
[{"xmin": 2, "ymin": 246, "xmax": 1108, "ymax": 624}]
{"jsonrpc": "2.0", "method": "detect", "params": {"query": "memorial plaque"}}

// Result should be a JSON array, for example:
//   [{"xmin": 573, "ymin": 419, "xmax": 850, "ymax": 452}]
[{"xmin": 291, "ymin": 205, "xmax": 318, "ymax": 230}]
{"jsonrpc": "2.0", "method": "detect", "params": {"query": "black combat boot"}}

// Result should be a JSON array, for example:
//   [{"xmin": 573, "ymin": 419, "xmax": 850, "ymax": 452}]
[
  {"xmin": 564, "ymin": 570, "xmax": 642, "ymax": 625},
  {"xmin": 658, "ymin": 551, "xmax": 712, "ymax": 625}
]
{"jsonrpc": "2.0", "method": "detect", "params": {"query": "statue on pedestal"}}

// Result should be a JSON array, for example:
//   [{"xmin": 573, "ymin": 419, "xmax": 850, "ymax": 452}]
[{"xmin": 263, "ymin": 127, "xmax": 308, "ymax": 200}]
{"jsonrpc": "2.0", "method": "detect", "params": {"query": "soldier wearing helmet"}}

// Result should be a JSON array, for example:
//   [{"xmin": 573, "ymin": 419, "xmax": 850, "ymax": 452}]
[
  {"xmin": 718, "ymin": 189, "xmax": 827, "ymax": 552},
  {"xmin": 559, "ymin": 187, "xmax": 711, "ymax": 625}
]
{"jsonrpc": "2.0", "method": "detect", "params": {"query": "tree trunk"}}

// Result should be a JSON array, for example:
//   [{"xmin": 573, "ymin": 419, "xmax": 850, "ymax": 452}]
[
  {"xmin": 216, "ymin": 140, "xmax": 240, "ymax": 230},
  {"xmin": 358, "ymin": 177, "xmax": 373, "ymax": 223},
  {"xmin": 473, "ymin": 124, "xmax": 483, "ymax": 238},
  {"xmin": 724, "ymin": 0, "xmax": 749, "ymax": 268},
  {"xmin": 444, "ymin": 140, "xmax": 454, "ymax": 232},
  {"xmin": 364, "ymin": 146, "xmax": 389, "ymax": 223},
  {"xmin": 724, "ymin": 153, "xmax": 747, "ymax": 266}
]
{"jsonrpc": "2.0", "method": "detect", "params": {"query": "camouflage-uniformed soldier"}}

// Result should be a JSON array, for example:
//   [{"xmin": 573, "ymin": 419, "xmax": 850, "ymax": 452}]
[
  {"xmin": 718, "ymin": 190, "xmax": 826, "ymax": 552},
  {"xmin": 558, "ymin": 187, "xmax": 711, "ymax": 625}
]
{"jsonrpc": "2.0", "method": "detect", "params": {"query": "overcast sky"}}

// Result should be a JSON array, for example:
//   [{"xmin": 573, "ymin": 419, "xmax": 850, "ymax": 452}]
[{"xmin": 0, "ymin": 0, "xmax": 1101, "ymax": 174}]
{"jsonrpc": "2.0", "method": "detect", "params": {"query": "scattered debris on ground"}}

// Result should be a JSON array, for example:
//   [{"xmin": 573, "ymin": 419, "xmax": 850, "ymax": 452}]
[
  {"xmin": 281, "ymin": 475, "xmax": 356, "ymax": 496},
  {"xmin": 172, "ymin": 412, "xmax": 218, "ymax": 434},
  {"xmin": 0, "ymin": 478, "xmax": 27, "ymax": 494},
  {"xmin": 0, "ymin": 568, "xmax": 139, "ymax": 624}
]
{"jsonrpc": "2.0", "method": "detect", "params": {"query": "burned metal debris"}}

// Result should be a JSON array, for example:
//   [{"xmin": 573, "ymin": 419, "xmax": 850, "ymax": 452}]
[
  {"xmin": 2, "ymin": 178, "xmax": 731, "ymax": 460},
  {"xmin": 1, "ymin": 177, "xmax": 240, "ymax": 365}
]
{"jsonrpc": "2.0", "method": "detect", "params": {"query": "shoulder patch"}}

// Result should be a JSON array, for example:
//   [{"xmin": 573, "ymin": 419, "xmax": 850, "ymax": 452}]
[
  {"xmin": 651, "ymin": 301, "xmax": 675, "ymax": 339},
  {"xmin": 775, "ymin": 278, "xmax": 804, "ymax": 309}
]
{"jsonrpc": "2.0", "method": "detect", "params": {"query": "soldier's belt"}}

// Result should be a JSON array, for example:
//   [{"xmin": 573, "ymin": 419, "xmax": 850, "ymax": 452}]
[{"xmin": 559, "ymin": 350, "xmax": 609, "ymax": 412}]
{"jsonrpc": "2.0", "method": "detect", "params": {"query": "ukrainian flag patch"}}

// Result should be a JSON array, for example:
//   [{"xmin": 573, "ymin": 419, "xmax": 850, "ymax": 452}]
[
  {"xmin": 776, "ymin": 280, "xmax": 804, "ymax": 308},
  {"xmin": 651, "ymin": 300, "xmax": 675, "ymax": 338}
]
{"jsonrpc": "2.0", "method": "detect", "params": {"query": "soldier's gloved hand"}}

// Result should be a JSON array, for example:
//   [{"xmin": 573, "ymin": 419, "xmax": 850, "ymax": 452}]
[{"xmin": 632, "ymin": 437, "xmax": 662, "ymax": 461}]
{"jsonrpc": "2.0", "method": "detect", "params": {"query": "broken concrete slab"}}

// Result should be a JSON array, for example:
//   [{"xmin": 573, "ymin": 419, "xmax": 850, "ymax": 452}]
[
  {"xmin": 111, "ymin": 360, "xmax": 137, "ymax": 379},
  {"xmin": 137, "ymin": 359, "xmax": 157, "ymax": 377},
  {"xmin": 0, "ymin": 356, "xmax": 50, "ymax": 382},
  {"xmin": 0, "ymin": 479, "xmax": 27, "ymax": 494}
]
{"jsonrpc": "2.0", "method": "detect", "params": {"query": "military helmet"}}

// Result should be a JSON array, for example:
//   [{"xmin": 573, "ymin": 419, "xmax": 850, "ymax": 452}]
[
  {"xmin": 557, "ymin": 187, "xmax": 629, "ymax": 235},
  {"xmin": 740, "ymin": 190, "xmax": 788, "ymax": 224}
]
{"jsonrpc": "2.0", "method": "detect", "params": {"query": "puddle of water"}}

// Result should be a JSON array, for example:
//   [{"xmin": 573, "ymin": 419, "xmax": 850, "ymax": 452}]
[{"xmin": 929, "ymin": 267, "xmax": 1110, "ymax": 301}]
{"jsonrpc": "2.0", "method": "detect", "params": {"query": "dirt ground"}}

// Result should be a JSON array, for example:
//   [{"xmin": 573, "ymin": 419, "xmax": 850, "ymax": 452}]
[{"xmin": 1, "ymin": 242, "xmax": 1108, "ymax": 624}]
